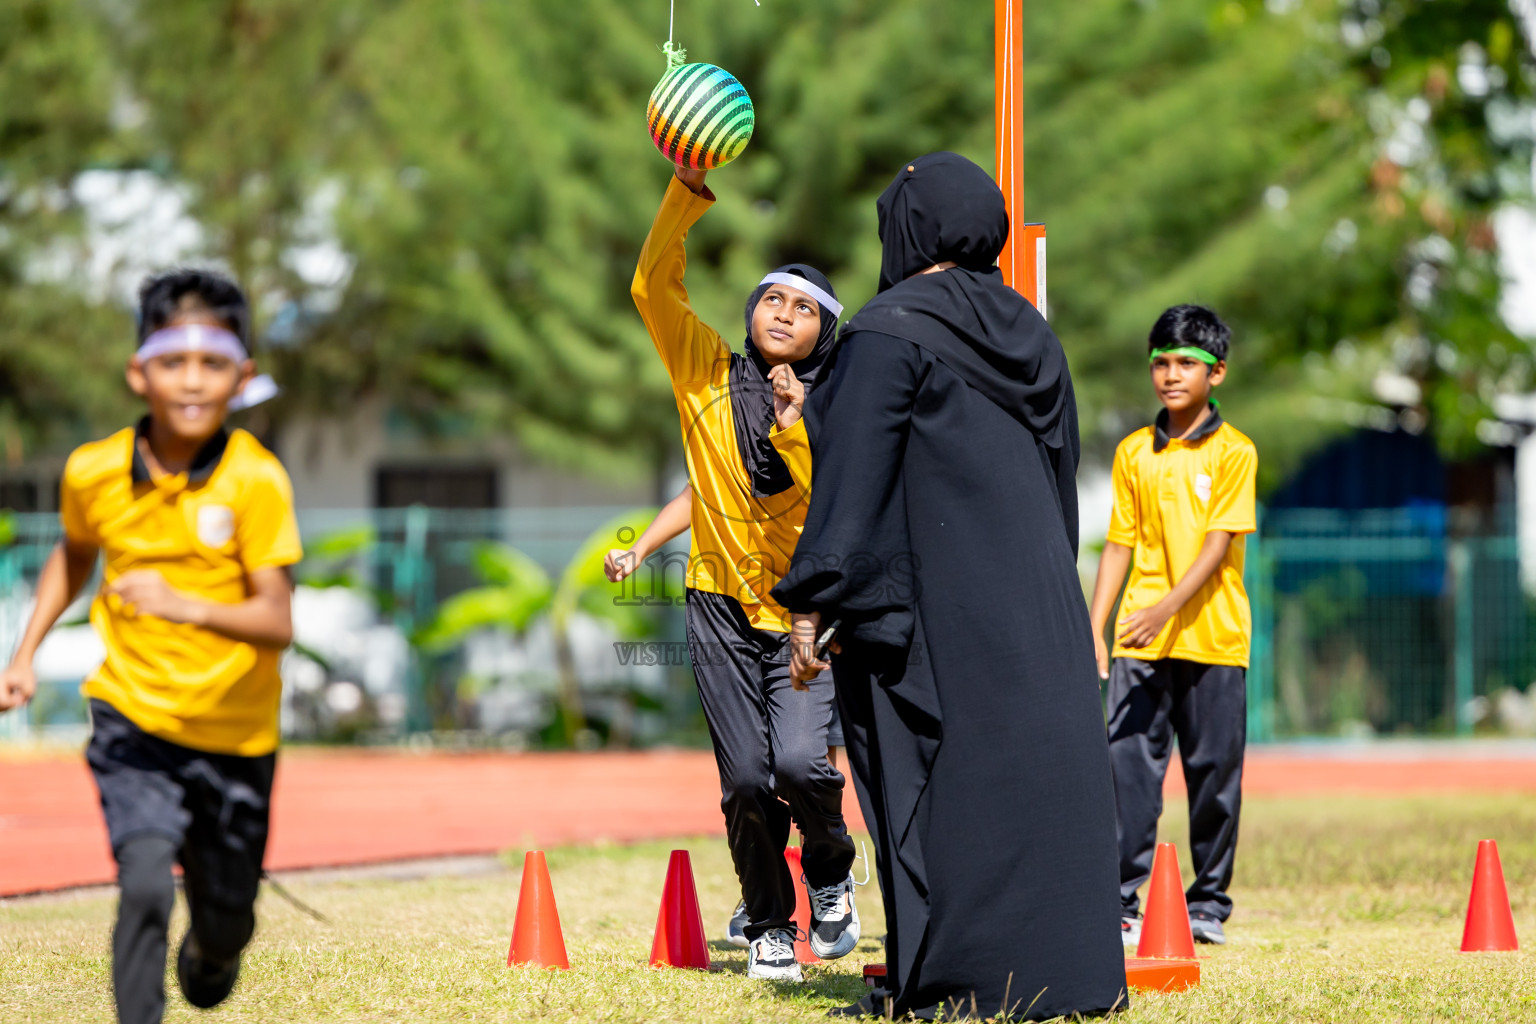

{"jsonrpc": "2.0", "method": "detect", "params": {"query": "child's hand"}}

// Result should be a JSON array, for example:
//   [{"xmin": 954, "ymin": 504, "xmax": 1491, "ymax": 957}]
[
  {"xmin": 674, "ymin": 164, "xmax": 707, "ymax": 194},
  {"xmin": 0, "ymin": 662, "xmax": 37, "ymax": 712},
  {"xmin": 770, "ymin": 364, "xmax": 805, "ymax": 430},
  {"xmin": 1093, "ymin": 632, "xmax": 1110, "ymax": 680},
  {"xmin": 108, "ymin": 570, "xmax": 201, "ymax": 625},
  {"xmin": 1117, "ymin": 602, "xmax": 1172, "ymax": 650},
  {"xmin": 604, "ymin": 548, "xmax": 639, "ymax": 583}
]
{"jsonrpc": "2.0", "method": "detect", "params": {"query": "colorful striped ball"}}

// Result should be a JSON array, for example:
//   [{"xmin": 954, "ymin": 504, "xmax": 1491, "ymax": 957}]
[{"xmin": 647, "ymin": 63, "xmax": 755, "ymax": 170}]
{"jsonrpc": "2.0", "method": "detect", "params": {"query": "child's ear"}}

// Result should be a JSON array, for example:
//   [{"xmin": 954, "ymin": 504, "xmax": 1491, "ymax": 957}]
[
  {"xmin": 1209, "ymin": 360, "xmax": 1227, "ymax": 387},
  {"xmin": 236, "ymin": 358, "xmax": 257, "ymax": 397},
  {"xmin": 125, "ymin": 358, "xmax": 149, "ymax": 397}
]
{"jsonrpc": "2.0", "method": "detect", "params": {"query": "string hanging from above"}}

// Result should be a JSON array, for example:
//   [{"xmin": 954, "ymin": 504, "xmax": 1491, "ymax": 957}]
[{"xmin": 647, "ymin": 0, "xmax": 758, "ymax": 170}]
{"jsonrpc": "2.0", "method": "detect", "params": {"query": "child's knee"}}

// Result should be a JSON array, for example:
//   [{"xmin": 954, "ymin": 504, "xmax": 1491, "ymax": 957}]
[
  {"xmin": 720, "ymin": 765, "xmax": 774, "ymax": 808},
  {"xmin": 773, "ymin": 749, "xmax": 834, "ymax": 797},
  {"xmin": 116, "ymin": 836, "xmax": 177, "ymax": 919}
]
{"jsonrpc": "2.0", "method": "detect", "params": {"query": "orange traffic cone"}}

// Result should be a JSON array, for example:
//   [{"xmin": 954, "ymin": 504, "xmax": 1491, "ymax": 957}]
[
  {"xmin": 1136, "ymin": 842, "xmax": 1196, "ymax": 959},
  {"xmin": 1461, "ymin": 839, "xmax": 1519, "ymax": 952},
  {"xmin": 650, "ymin": 850, "xmax": 711, "ymax": 970},
  {"xmin": 506, "ymin": 851, "xmax": 569, "ymax": 970},
  {"xmin": 785, "ymin": 846, "xmax": 817, "ymax": 963}
]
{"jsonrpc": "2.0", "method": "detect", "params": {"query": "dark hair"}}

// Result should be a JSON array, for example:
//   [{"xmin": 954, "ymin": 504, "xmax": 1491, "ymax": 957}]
[
  {"xmin": 137, "ymin": 269, "xmax": 251, "ymax": 347},
  {"xmin": 1148, "ymin": 304, "xmax": 1230, "ymax": 362}
]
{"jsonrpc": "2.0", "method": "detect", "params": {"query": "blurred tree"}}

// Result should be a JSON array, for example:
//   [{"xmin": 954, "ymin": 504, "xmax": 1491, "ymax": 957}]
[
  {"xmin": 0, "ymin": 0, "xmax": 133, "ymax": 465},
  {"xmin": 1021, "ymin": 0, "xmax": 1536, "ymax": 486},
  {"xmin": 0, "ymin": 0, "xmax": 1530, "ymax": 496}
]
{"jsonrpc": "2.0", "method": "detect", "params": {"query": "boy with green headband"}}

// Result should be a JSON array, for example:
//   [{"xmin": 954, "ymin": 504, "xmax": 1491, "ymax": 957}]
[{"xmin": 1087, "ymin": 304, "xmax": 1257, "ymax": 948}]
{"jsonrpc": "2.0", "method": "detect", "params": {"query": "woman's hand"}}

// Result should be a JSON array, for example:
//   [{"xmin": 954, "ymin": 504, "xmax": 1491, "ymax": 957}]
[
  {"xmin": 770, "ymin": 364, "xmax": 805, "ymax": 430},
  {"xmin": 789, "ymin": 612, "xmax": 836, "ymax": 690}
]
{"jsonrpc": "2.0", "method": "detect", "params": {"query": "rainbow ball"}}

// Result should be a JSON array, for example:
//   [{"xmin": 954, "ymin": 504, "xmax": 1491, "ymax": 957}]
[{"xmin": 647, "ymin": 63, "xmax": 755, "ymax": 170}]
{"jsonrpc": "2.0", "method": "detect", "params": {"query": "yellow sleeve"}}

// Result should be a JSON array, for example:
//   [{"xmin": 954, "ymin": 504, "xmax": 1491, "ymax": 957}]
[
  {"xmin": 630, "ymin": 177, "xmax": 729, "ymax": 385},
  {"xmin": 237, "ymin": 461, "xmax": 304, "ymax": 573},
  {"xmin": 58, "ymin": 449, "xmax": 98, "ymax": 546},
  {"xmin": 1105, "ymin": 440, "xmax": 1138, "ymax": 548},
  {"xmin": 1207, "ymin": 438, "xmax": 1258, "ymax": 535},
  {"xmin": 768, "ymin": 417, "xmax": 813, "ymax": 493}
]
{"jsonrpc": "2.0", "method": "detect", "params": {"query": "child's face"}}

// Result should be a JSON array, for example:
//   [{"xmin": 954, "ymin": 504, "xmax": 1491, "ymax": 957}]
[
  {"xmin": 126, "ymin": 314, "xmax": 254, "ymax": 442},
  {"xmin": 750, "ymin": 284, "xmax": 822, "ymax": 365},
  {"xmin": 1150, "ymin": 352, "xmax": 1226, "ymax": 414}
]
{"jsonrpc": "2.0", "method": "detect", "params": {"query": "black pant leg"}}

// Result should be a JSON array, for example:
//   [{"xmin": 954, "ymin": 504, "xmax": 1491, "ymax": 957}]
[
  {"xmin": 1105, "ymin": 657, "xmax": 1175, "ymax": 916},
  {"xmin": 177, "ymin": 748, "xmax": 275, "ymax": 966},
  {"xmin": 1170, "ymin": 660, "xmax": 1247, "ymax": 921},
  {"xmin": 113, "ymin": 836, "xmax": 178, "ymax": 1024},
  {"xmin": 685, "ymin": 590, "xmax": 793, "ymax": 939},
  {"xmin": 762, "ymin": 649, "xmax": 855, "ymax": 889}
]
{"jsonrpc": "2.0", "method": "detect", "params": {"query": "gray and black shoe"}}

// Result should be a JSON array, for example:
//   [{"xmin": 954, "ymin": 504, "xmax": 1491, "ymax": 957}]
[
  {"xmin": 177, "ymin": 933, "xmax": 240, "ymax": 1009},
  {"xmin": 806, "ymin": 873, "xmax": 861, "ymax": 960},
  {"xmin": 725, "ymin": 900, "xmax": 750, "ymax": 949},
  {"xmin": 1189, "ymin": 912, "xmax": 1226, "ymax": 945},
  {"xmin": 747, "ymin": 927, "xmax": 803, "ymax": 981}
]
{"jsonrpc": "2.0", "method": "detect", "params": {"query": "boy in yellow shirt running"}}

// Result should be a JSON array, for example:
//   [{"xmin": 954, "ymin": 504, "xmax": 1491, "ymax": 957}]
[
  {"xmin": 0, "ymin": 270, "xmax": 301, "ymax": 1024},
  {"xmin": 1088, "ymin": 304, "xmax": 1258, "ymax": 948}
]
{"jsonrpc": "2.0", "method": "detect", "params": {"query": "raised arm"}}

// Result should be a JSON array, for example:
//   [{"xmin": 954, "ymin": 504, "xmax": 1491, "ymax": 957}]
[{"xmin": 631, "ymin": 168, "xmax": 728, "ymax": 384}]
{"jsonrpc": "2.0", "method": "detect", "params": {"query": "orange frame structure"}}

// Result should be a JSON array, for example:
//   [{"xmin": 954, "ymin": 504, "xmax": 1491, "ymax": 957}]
[{"xmin": 996, "ymin": 0, "xmax": 1045, "ymax": 315}]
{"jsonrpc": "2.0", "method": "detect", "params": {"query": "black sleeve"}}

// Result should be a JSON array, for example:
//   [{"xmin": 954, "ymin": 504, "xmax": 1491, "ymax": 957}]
[{"xmin": 770, "ymin": 330, "xmax": 923, "ymax": 648}]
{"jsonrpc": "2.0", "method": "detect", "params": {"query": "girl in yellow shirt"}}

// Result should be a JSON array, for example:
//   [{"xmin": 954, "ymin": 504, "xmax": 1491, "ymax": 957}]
[{"xmin": 630, "ymin": 165, "xmax": 858, "ymax": 981}]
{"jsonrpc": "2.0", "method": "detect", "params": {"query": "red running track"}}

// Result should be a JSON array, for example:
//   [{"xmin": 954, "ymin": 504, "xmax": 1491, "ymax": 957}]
[{"xmin": 5, "ymin": 746, "xmax": 1536, "ymax": 897}]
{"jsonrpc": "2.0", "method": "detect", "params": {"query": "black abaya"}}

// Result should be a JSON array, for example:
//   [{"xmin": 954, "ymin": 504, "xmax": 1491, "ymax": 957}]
[{"xmin": 771, "ymin": 154, "xmax": 1126, "ymax": 1019}]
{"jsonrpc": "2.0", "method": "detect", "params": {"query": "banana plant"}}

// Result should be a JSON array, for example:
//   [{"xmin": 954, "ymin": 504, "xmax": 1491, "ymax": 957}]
[{"xmin": 415, "ymin": 508, "xmax": 675, "ymax": 744}]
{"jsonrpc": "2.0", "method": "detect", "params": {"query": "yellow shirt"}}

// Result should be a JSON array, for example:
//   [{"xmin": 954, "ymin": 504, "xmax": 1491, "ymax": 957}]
[
  {"xmin": 631, "ymin": 178, "xmax": 814, "ymax": 633},
  {"xmin": 1107, "ymin": 410, "xmax": 1258, "ymax": 668},
  {"xmin": 61, "ymin": 422, "xmax": 303, "ymax": 755}
]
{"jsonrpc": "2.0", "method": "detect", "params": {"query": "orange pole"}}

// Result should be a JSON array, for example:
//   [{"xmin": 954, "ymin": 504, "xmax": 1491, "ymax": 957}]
[{"xmin": 995, "ymin": 0, "xmax": 1026, "ymax": 296}]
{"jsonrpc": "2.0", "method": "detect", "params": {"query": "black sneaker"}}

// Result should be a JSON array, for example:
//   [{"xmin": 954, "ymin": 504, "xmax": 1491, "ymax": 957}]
[
  {"xmin": 1189, "ymin": 912, "xmax": 1226, "ymax": 945},
  {"xmin": 806, "ymin": 873, "xmax": 860, "ymax": 959},
  {"xmin": 177, "ymin": 933, "xmax": 240, "ymax": 1009}
]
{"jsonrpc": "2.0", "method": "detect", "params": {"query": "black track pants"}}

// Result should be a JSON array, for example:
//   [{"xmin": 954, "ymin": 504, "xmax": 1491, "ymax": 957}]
[
  {"xmin": 685, "ymin": 589, "xmax": 855, "ymax": 940},
  {"xmin": 88, "ymin": 700, "xmax": 271, "ymax": 1024},
  {"xmin": 1106, "ymin": 657, "xmax": 1247, "ymax": 922}
]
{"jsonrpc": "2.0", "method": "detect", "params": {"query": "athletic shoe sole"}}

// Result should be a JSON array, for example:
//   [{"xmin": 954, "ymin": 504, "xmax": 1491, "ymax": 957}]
[{"xmin": 747, "ymin": 961, "xmax": 804, "ymax": 981}]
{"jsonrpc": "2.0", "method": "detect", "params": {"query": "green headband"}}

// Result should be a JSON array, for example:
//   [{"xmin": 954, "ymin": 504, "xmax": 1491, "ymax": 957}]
[{"xmin": 1149, "ymin": 346, "xmax": 1220, "ymax": 366}]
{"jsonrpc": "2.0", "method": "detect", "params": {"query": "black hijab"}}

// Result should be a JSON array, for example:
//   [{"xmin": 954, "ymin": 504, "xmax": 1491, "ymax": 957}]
[
  {"xmin": 729, "ymin": 263, "xmax": 841, "ymax": 496},
  {"xmin": 844, "ymin": 151, "xmax": 1072, "ymax": 450}
]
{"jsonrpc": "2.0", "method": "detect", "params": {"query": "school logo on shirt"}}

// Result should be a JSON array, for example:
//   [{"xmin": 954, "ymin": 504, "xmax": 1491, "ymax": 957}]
[
  {"xmin": 1195, "ymin": 474, "xmax": 1213, "ymax": 503},
  {"xmin": 197, "ymin": 505, "xmax": 236, "ymax": 547}
]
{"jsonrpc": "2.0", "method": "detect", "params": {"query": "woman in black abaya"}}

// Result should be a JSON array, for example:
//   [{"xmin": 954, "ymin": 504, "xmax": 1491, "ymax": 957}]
[{"xmin": 772, "ymin": 152, "xmax": 1127, "ymax": 1020}]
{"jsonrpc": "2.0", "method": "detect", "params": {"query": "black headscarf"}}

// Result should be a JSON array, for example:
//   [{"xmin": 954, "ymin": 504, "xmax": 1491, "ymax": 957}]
[
  {"xmin": 729, "ymin": 263, "xmax": 841, "ymax": 496},
  {"xmin": 844, "ymin": 151, "xmax": 1072, "ymax": 450}
]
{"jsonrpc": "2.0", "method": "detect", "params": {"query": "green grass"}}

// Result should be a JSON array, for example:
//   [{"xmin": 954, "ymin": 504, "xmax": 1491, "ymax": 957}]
[{"xmin": 4, "ymin": 795, "xmax": 1536, "ymax": 1022}]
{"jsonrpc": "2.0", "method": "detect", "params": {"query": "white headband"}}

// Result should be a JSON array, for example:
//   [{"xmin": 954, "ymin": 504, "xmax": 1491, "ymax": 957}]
[
  {"xmin": 136, "ymin": 324, "xmax": 279, "ymax": 411},
  {"xmin": 759, "ymin": 272, "xmax": 842, "ymax": 319}
]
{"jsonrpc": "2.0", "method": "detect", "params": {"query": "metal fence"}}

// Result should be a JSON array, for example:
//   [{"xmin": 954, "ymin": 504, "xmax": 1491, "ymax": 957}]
[
  {"xmin": 1246, "ymin": 506, "xmax": 1535, "ymax": 741},
  {"xmin": 2, "ymin": 504, "xmax": 1531, "ymax": 744}
]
